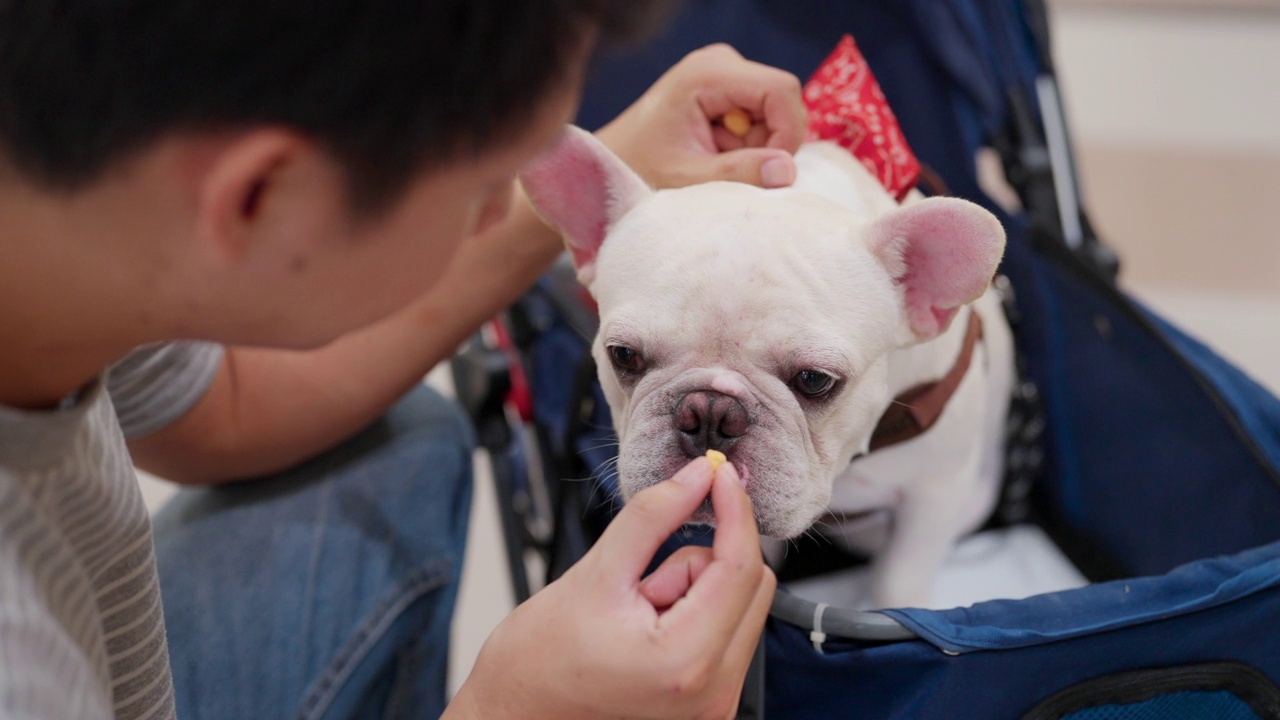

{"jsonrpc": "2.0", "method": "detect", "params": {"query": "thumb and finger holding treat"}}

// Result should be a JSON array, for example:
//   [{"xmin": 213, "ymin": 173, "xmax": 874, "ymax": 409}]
[
  {"xmin": 712, "ymin": 104, "xmax": 800, "ymax": 187},
  {"xmin": 684, "ymin": 43, "xmax": 807, "ymax": 149},
  {"xmin": 593, "ymin": 43, "xmax": 804, "ymax": 189},
  {"xmin": 634, "ymin": 452, "xmax": 769, "ymax": 635},
  {"xmin": 639, "ymin": 545, "xmax": 715, "ymax": 611},
  {"xmin": 600, "ymin": 452, "xmax": 755, "ymax": 579},
  {"xmin": 636, "ymin": 450, "xmax": 744, "ymax": 610},
  {"xmin": 701, "ymin": 55, "xmax": 807, "ymax": 183}
]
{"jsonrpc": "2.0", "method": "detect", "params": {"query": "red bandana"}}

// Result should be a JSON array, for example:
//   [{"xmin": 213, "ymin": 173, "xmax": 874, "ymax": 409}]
[{"xmin": 803, "ymin": 34, "xmax": 921, "ymax": 202}]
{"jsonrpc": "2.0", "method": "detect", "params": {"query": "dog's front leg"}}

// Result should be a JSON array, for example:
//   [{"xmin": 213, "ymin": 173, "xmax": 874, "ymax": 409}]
[{"xmin": 868, "ymin": 476, "xmax": 979, "ymax": 610}]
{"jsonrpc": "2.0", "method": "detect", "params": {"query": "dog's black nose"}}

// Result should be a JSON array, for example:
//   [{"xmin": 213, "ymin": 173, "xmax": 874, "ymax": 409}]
[{"xmin": 675, "ymin": 390, "xmax": 749, "ymax": 457}]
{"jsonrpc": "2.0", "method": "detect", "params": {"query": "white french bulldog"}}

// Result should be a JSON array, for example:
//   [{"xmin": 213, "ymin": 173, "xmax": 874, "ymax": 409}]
[{"xmin": 520, "ymin": 127, "xmax": 1015, "ymax": 609}]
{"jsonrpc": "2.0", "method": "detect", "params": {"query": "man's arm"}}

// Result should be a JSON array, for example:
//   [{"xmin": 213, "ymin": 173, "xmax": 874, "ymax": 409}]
[{"xmin": 128, "ymin": 44, "xmax": 806, "ymax": 484}]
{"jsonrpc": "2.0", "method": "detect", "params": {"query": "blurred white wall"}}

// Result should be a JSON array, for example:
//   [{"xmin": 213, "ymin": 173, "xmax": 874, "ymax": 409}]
[
  {"xmin": 1049, "ymin": 0, "xmax": 1280, "ymax": 391},
  {"xmin": 1053, "ymin": 2, "xmax": 1280, "ymax": 154}
]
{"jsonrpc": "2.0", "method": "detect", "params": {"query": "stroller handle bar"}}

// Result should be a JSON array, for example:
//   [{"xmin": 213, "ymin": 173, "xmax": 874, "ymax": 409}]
[{"xmin": 770, "ymin": 589, "xmax": 917, "ymax": 644}]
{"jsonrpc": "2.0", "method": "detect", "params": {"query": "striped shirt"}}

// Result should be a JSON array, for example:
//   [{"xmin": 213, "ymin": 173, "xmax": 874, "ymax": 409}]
[{"xmin": 1, "ymin": 342, "xmax": 222, "ymax": 719}]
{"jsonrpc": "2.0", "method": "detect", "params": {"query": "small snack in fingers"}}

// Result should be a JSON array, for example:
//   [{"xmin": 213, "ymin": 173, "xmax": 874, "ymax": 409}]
[
  {"xmin": 705, "ymin": 449, "xmax": 727, "ymax": 473},
  {"xmin": 722, "ymin": 108, "xmax": 752, "ymax": 138}
]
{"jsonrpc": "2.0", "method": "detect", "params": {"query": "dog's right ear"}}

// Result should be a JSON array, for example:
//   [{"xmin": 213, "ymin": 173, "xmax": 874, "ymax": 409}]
[{"xmin": 519, "ymin": 126, "xmax": 651, "ymax": 288}]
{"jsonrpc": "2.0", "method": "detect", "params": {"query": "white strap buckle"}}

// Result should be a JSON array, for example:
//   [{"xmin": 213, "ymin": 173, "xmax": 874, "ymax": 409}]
[{"xmin": 810, "ymin": 602, "xmax": 829, "ymax": 654}]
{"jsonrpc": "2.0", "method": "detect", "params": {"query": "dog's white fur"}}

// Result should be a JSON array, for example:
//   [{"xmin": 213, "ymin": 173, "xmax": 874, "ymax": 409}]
[{"xmin": 521, "ymin": 128, "xmax": 1015, "ymax": 608}]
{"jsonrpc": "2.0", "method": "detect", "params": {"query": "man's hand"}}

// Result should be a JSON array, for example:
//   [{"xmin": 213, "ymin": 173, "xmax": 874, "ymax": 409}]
[
  {"xmin": 447, "ymin": 459, "xmax": 775, "ymax": 720},
  {"xmin": 596, "ymin": 43, "xmax": 807, "ymax": 190}
]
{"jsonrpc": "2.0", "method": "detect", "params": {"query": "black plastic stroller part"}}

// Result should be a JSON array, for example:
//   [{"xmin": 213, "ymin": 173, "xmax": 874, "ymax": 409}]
[
  {"xmin": 450, "ymin": 333, "xmax": 535, "ymax": 601},
  {"xmin": 993, "ymin": 0, "xmax": 1120, "ymax": 281}
]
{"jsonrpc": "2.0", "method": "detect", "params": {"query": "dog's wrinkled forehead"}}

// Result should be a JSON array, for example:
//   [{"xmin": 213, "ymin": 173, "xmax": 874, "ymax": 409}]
[
  {"xmin": 592, "ymin": 181, "xmax": 899, "ymax": 368},
  {"xmin": 596, "ymin": 184, "xmax": 875, "ymax": 294}
]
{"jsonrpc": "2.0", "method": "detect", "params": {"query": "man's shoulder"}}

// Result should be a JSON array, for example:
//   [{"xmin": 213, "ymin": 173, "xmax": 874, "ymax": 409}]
[
  {"xmin": 0, "ymin": 467, "xmax": 115, "ymax": 719},
  {"xmin": 0, "ymin": 465, "xmax": 42, "ymax": 530},
  {"xmin": 0, "ymin": 461, "xmax": 97, "ymax": 596},
  {"xmin": 107, "ymin": 340, "xmax": 224, "ymax": 438}
]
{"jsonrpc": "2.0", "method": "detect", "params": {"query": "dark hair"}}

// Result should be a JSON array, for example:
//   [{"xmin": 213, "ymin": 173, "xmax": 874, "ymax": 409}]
[{"xmin": 0, "ymin": 0, "xmax": 671, "ymax": 215}]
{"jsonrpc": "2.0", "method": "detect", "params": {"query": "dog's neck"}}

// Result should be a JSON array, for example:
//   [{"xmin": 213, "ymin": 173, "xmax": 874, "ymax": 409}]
[
  {"xmin": 883, "ymin": 304, "xmax": 975, "ymax": 400},
  {"xmin": 869, "ymin": 309, "xmax": 984, "ymax": 452}
]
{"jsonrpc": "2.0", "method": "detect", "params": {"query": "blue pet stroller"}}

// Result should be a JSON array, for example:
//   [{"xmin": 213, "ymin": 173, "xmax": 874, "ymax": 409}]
[{"xmin": 451, "ymin": 1, "xmax": 1280, "ymax": 717}]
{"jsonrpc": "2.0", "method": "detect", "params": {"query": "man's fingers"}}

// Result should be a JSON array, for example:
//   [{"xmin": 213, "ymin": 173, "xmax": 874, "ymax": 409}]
[
  {"xmin": 700, "ymin": 148, "xmax": 796, "ymax": 189},
  {"xmin": 591, "ymin": 458, "xmax": 714, "ymax": 583},
  {"xmin": 741, "ymin": 122, "xmax": 772, "ymax": 149},
  {"xmin": 713, "ymin": 113, "xmax": 770, "ymax": 151},
  {"xmin": 701, "ymin": 565, "xmax": 773, "ymax": 718},
  {"xmin": 639, "ymin": 545, "xmax": 714, "ymax": 611},
  {"xmin": 723, "ymin": 564, "xmax": 776, "ymax": 674},
  {"xmin": 711, "ymin": 125, "xmax": 746, "ymax": 153},
  {"xmin": 758, "ymin": 78, "xmax": 808, "ymax": 153},
  {"xmin": 656, "ymin": 463, "xmax": 766, "ymax": 645},
  {"xmin": 709, "ymin": 462, "xmax": 762, "ymax": 565},
  {"xmin": 690, "ymin": 58, "xmax": 806, "ymax": 154},
  {"xmin": 698, "ymin": 86, "xmax": 805, "ymax": 154}
]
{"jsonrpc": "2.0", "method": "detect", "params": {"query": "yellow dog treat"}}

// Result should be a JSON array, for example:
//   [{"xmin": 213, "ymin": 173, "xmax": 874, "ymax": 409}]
[
  {"xmin": 722, "ymin": 108, "xmax": 752, "ymax": 138},
  {"xmin": 706, "ymin": 449, "xmax": 727, "ymax": 472}
]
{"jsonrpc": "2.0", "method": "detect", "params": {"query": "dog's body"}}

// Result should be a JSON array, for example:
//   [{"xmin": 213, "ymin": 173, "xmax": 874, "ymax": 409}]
[
  {"xmin": 521, "ymin": 129, "xmax": 1014, "ymax": 608},
  {"xmin": 818, "ymin": 286, "xmax": 1015, "ymax": 607}
]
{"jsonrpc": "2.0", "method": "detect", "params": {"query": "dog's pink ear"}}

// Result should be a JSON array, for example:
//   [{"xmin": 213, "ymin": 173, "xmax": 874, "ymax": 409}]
[
  {"xmin": 519, "ymin": 126, "xmax": 650, "ymax": 287},
  {"xmin": 867, "ymin": 197, "xmax": 1006, "ymax": 340}
]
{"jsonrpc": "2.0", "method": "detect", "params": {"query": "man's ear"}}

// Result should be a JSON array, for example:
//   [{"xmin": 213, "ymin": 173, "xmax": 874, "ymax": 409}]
[
  {"xmin": 195, "ymin": 129, "xmax": 332, "ymax": 265},
  {"xmin": 519, "ymin": 126, "xmax": 651, "ymax": 288},
  {"xmin": 866, "ymin": 197, "xmax": 1006, "ymax": 341}
]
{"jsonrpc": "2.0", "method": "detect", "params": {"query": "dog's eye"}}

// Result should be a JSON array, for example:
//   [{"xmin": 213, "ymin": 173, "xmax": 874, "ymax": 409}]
[
  {"xmin": 791, "ymin": 369, "xmax": 837, "ymax": 398},
  {"xmin": 607, "ymin": 345, "xmax": 646, "ymax": 374}
]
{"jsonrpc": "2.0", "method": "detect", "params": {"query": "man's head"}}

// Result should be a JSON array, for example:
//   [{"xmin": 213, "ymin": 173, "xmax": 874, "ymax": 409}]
[
  {"xmin": 0, "ymin": 0, "xmax": 669, "ymax": 349},
  {"xmin": 0, "ymin": 0, "xmax": 667, "ymax": 215}
]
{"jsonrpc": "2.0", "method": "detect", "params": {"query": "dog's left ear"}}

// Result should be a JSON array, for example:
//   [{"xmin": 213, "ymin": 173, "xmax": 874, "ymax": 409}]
[
  {"xmin": 867, "ymin": 197, "xmax": 1006, "ymax": 341},
  {"xmin": 519, "ymin": 125, "xmax": 651, "ymax": 288}
]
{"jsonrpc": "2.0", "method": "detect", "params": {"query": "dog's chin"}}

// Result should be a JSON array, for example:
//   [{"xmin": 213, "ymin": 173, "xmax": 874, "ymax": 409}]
[
  {"xmin": 616, "ymin": 420, "xmax": 827, "ymax": 540},
  {"xmin": 756, "ymin": 508, "xmax": 824, "ymax": 539},
  {"xmin": 687, "ymin": 499, "xmax": 715, "ymax": 526},
  {"xmin": 621, "ymin": 458, "xmax": 821, "ymax": 539},
  {"xmin": 682, "ymin": 500, "xmax": 818, "ymax": 539}
]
